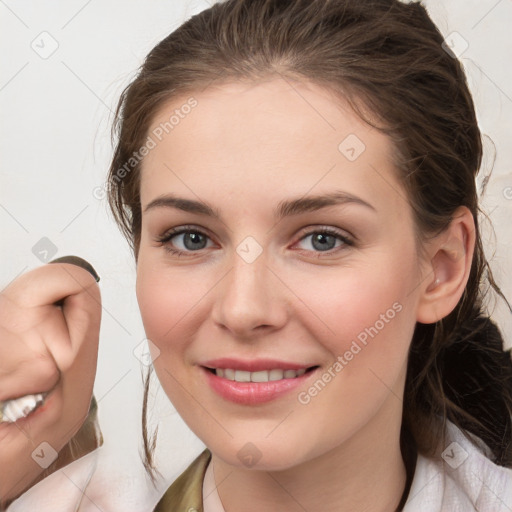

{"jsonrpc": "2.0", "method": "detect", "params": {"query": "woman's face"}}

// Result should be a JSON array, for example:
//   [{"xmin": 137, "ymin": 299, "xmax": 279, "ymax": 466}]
[{"xmin": 136, "ymin": 78, "xmax": 428, "ymax": 470}]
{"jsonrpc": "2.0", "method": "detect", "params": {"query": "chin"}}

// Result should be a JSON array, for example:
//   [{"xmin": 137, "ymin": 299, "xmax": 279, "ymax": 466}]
[{"xmin": 208, "ymin": 436, "xmax": 311, "ymax": 471}]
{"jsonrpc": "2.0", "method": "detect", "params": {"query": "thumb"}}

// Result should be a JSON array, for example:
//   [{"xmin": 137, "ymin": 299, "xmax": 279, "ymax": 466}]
[
  {"xmin": 46, "ymin": 257, "xmax": 102, "ymax": 373},
  {"xmin": 2, "ymin": 257, "xmax": 102, "ymax": 374}
]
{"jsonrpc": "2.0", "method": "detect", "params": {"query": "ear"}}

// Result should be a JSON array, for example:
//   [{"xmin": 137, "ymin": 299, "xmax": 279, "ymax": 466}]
[{"xmin": 416, "ymin": 206, "xmax": 475, "ymax": 324}]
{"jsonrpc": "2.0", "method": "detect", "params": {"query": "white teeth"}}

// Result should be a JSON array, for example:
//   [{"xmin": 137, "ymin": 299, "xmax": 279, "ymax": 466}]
[
  {"xmin": 251, "ymin": 370, "xmax": 269, "ymax": 383},
  {"xmin": 224, "ymin": 368, "xmax": 235, "ymax": 380},
  {"xmin": 268, "ymin": 369, "xmax": 284, "ymax": 381},
  {"xmin": 214, "ymin": 368, "xmax": 309, "ymax": 382},
  {"xmin": 234, "ymin": 370, "xmax": 251, "ymax": 382},
  {"xmin": 1, "ymin": 393, "xmax": 45, "ymax": 423}
]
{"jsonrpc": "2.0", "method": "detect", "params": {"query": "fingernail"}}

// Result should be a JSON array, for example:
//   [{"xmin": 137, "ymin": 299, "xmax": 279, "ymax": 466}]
[{"xmin": 49, "ymin": 256, "xmax": 100, "ymax": 282}]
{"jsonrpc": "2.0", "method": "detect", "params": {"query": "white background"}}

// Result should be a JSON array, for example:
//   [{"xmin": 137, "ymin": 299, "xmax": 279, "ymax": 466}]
[{"xmin": 1, "ymin": 0, "xmax": 511, "ymax": 490}]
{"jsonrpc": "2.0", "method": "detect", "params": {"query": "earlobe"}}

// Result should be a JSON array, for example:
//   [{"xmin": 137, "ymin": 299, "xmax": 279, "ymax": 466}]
[{"xmin": 416, "ymin": 207, "xmax": 475, "ymax": 324}]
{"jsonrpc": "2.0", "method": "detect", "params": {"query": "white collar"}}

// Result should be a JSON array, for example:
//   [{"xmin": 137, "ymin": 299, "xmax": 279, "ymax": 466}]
[{"xmin": 203, "ymin": 420, "xmax": 512, "ymax": 512}]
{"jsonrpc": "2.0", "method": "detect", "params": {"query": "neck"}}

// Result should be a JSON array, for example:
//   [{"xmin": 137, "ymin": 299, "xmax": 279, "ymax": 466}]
[{"xmin": 211, "ymin": 393, "xmax": 409, "ymax": 512}]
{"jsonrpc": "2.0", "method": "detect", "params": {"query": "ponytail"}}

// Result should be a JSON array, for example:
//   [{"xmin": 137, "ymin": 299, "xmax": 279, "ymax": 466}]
[{"xmin": 404, "ymin": 303, "xmax": 512, "ymax": 467}]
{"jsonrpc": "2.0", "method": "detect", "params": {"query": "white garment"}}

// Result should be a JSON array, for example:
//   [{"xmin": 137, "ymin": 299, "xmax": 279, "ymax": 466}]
[
  {"xmin": 8, "ymin": 420, "xmax": 512, "ymax": 512},
  {"xmin": 403, "ymin": 420, "xmax": 512, "ymax": 512},
  {"xmin": 203, "ymin": 420, "xmax": 512, "ymax": 512},
  {"xmin": 6, "ymin": 447, "xmax": 165, "ymax": 512}
]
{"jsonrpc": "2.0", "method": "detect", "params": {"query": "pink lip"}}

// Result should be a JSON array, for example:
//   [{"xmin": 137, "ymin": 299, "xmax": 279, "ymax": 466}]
[
  {"xmin": 200, "ymin": 357, "xmax": 314, "ymax": 372},
  {"xmin": 200, "ymin": 365, "xmax": 318, "ymax": 405}
]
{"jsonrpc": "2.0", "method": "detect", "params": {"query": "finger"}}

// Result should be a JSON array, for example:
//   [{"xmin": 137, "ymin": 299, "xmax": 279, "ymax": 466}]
[
  {"xmin": 49, "ymin": 256, "xmax": 100, "ymax": 283},
  {"xmin": 50, "ymin": 286, "xmax": 101, "ymax": 373},
  {"xmin": 0, "ymin": 347, "xmax": 60, "ymax": 402},
  {"xmin": 2, "ymin": 262, "xmax": 100, "ymax": 309},
  {"xmin": 0, "ymin": 261, "xmax": 100, "ymax": 378}
]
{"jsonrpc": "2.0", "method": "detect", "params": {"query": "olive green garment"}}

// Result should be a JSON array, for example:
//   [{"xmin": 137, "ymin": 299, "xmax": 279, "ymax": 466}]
[{"xmin": 154, "ymin": 449, "xmax": 212, "ymax": 512}]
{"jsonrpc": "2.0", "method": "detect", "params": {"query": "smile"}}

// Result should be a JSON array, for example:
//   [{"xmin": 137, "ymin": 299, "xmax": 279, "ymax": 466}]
[
  {"xmin": 201, "ymin": 364, "xmax": 319, "ymax": 405},
  {"xmin": 0, "ymin": 392, "xmax": 48, "ymax": 423},
  {"xmin": 208, "ymin": 367, "xmax": 310, "ymax": 382}
]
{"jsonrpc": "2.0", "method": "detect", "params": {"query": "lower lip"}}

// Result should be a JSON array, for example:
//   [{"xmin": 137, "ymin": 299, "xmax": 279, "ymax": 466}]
[{"xmin": 201, "ymin": 366, "xmax": 317, "ymax": 405}]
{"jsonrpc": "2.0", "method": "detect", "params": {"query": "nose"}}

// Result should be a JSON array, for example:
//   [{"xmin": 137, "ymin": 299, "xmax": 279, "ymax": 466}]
[{"xmin": 211, "ymin": 248, "xmax": 288, "ymax": 339}]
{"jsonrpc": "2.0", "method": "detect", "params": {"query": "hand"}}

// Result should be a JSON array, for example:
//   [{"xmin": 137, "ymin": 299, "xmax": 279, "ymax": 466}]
[{"xmin": 0, "ymin": 258, "xmax": 101, "ymax": 506}]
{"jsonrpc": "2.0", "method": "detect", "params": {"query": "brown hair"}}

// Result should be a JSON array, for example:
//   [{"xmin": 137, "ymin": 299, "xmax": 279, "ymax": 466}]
[{"xmin": 106, "ymin": 0, "xmax": 512, "ymax": 485}]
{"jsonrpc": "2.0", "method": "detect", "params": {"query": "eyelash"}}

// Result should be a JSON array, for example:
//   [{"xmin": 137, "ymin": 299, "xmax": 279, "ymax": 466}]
[{"xmin": 156, "ymin": 225, "xmax": 354, "ymax": 258}]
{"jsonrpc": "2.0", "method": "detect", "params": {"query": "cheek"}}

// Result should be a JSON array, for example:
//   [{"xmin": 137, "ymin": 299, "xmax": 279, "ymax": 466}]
[
  {"xmin": 135, "ymin": 258, "xmax": 213, "ymax": 353},
  {"xmin": 288, "ymin": 252, "xmax": 419, "ymax": 363},
  {"xmin": 285, "ymin": 258, "xmax": 418, "ymax": 441}
]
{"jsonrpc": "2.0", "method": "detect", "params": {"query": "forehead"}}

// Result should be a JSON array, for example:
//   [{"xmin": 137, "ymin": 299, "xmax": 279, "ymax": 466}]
[{"xmin": 140, "ymin": 78, "xmax": 406, "ymax": 216}]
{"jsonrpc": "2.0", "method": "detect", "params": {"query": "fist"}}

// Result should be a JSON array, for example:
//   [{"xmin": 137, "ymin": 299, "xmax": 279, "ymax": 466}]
[{"xmin": 0, "ymin": 258, "xmax": 101, "ymax": 505}]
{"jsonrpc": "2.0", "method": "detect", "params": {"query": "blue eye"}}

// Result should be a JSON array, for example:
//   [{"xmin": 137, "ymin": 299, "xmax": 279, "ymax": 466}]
[
  {"xmin": 157, "ymin": 226, "xmax": 353, "ymax": 257},
  {"xmin": 157, "ymin": 227, "xmax": 213, "ymax": 256},
  {"xmin": 295, "ymin": 228, "xmax": 353, "ymax": 253}
]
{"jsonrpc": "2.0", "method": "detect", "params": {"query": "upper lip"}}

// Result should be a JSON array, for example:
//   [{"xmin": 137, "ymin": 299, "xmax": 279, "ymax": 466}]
[
  {"xmin": 1, "ymin": 375, "xmax": 61, "ymax": 405},
  {"xmin": 200, "ymin": 358, "xmax": 316, "ymax": 372}
]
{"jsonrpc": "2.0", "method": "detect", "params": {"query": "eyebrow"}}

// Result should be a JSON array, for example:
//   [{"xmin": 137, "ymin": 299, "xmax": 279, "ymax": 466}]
[{"xmin": 143, "ymin": 190, "xmax": 376, "ymax": 220}]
